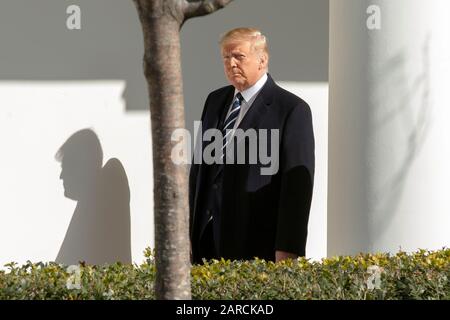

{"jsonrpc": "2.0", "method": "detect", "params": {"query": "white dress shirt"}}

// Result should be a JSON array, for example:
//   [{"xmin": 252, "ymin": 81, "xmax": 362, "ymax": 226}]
[{"xmin": 224, "ymin": 73, "xmax": 268, "ymax": 138}]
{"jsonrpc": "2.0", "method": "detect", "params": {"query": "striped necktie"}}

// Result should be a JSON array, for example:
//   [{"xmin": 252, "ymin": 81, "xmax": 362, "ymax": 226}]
[{"xmin": 221, "ymin": 92, "xmax": 243, "ymax": 156}]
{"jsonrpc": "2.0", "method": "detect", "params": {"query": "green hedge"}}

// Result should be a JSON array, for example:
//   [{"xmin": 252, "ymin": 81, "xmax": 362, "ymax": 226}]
[{"xmin": 0, "ymin": 248, "xmax": 448, "ymax": 299}]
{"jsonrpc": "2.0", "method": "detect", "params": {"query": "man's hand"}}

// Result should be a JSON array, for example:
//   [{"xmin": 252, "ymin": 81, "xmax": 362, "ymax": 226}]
[{"xmin": 275, "ymin": 250, "xmax": 298, "ymax": 262}]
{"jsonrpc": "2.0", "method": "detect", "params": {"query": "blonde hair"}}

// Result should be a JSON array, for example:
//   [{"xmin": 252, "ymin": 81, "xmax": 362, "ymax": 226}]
[{"xmin": 220, "ymin": 27, "xmax": 269, "ymax": 58}]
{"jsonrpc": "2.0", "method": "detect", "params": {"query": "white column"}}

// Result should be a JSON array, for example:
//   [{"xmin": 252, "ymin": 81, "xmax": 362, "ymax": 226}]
[{"xmin": 328, "ymin": 0, "xmax": 450, "ymax": 256}]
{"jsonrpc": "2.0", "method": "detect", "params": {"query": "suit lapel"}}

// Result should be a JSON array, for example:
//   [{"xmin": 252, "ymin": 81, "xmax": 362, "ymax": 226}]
[
  {"xmin": 203, "ymin": 87, "xmax": 235, "ymax": 133},
  {"xmin": 215, "ymin": 74, "xmax": 276, "ymax": 178},
  {"xmin": 237, "ymin": 74, "xmax": 275, "ymax": 133}
]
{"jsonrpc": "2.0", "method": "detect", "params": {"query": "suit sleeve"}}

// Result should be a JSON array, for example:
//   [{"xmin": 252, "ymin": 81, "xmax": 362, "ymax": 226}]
[
  {"xmin": 275, "ymin": 101, "xmax": 315, "ymax": 256},
  {"xmin": 189, "ymin": 93, "xmax": 211, "ymax": 238}
]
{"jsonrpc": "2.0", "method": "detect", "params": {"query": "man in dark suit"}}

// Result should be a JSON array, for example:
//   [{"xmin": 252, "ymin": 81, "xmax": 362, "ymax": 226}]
[{"xmin": 189, "ymin": 28, "xmax": 315, "ymax": 263}]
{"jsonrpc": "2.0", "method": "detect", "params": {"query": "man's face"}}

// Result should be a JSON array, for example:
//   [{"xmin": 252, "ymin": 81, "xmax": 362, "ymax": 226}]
[{"xmin": 222, "ymin": 41, "xmax": 266, "ymax": 91}]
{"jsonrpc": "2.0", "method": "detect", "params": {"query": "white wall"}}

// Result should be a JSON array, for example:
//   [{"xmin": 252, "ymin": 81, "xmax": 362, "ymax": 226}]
[
  {"xmin": 0, "ymin": 82, "xmax": 153, "ymax": 265},
  {"xmin": 328, "ymin": 0, "xmax": 450, "ymax": 256}
]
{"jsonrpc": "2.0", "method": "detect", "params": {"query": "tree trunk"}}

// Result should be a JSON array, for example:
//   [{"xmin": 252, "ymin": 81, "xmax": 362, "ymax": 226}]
[
  {"xmin": 132, "ymin": 0, "xmax": 233, "ymax": 300},
  {"xmin": 134, "ymin": 2, "xmax": 189, "ymax": 300}
]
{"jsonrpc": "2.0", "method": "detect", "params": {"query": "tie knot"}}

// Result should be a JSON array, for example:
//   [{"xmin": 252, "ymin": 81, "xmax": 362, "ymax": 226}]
[{"xmin": 235, "ymin": 92, "xmax": 244, "ymax": 104}]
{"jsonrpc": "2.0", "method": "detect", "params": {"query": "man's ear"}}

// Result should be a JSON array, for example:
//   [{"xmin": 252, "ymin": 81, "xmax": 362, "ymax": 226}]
[{"xmin": 259, "ymin": 53, "xmax": 268, "ymax": 69}]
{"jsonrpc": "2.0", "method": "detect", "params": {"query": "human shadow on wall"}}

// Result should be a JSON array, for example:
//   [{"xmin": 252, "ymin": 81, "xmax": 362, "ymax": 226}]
[{"xmin": 55, "ymin": 129, "xmax": 131, "ymax": 265}]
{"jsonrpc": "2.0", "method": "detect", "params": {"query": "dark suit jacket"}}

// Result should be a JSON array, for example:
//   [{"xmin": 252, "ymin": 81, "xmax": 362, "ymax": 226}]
[{"xmin": 189, "ymin": 74, "xmax": 315, "ymax": 262}]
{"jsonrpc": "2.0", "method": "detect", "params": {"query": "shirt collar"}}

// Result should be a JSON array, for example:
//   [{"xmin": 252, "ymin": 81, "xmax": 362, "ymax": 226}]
[{"xmin": 234, "ymin": 73, "xmax": 268, "ymax": 103}]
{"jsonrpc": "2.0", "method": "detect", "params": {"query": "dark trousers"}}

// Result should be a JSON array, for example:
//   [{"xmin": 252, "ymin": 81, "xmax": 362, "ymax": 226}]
[{"xmin": 195, "ymin": 219, "xmax": 218, "ymax": 264}]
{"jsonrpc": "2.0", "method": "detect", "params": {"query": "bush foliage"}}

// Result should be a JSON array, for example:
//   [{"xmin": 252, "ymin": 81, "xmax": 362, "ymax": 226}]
[{"xmin": 0, "ymin": 248, "xmax": 448, "ymax": 300}]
